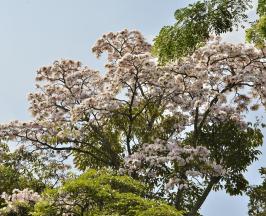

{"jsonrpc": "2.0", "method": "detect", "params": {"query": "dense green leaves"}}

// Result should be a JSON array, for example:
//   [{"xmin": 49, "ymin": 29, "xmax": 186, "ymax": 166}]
[
  {"xmin": 73, "ymin": 120, "xmax": 122, "ymax": 170},
  {"xmin": 246, "ymin": 0, "xmax": 266, "ymax": 48},
  {"xmin": 0, "ymin": 144, "xmax": 44, "ymax": 195},
  {"xmin": 32, "ymin": 169, "xmax": 183, "ymax": 216},
  {"xmin": 196, "ymin": 121, "xmax": 263, "ymax": 195},
  {"xmin": 153, "ymin": 0, "xmax": 252, "ymax": 63}
]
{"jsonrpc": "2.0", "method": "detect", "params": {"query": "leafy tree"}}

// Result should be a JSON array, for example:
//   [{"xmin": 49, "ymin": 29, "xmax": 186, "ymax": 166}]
[
  {"xmin": 152, "ymin": 0, "xmax": 252, "ymax": 63},
  {"xmin": 248, "ymin": 167, "xmax": 266, "ymax": 216},
  {"xmin": 32, "ymin": 169, "xmax": 182, "ymax": 216},
  {"xmin": 197, "ymin": 121, "xmax": 263, "ymax": 196},
  {"xmin": 0, "ymin": 29, "xmax": 265, "ymax": 216},
  {"xmin": 0, "ymin": 143, "xmax": 69, "ymax": 208},
  {"xmin": 168, "ymin": 121, "xmax": 263, "ymax": 215},
  {"xmin": 246, "ymin": 0, "xmax": 266, "ymax": 48}
]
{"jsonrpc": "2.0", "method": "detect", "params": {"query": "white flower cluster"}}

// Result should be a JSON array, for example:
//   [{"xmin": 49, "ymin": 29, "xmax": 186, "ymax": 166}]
[
  {"xmin": 124, "ymin": 139, "xmax": 225, "ymax": 191},
  {"xmin": 0, "ymin": 189, "xmax": 40, "ymax": 213}
]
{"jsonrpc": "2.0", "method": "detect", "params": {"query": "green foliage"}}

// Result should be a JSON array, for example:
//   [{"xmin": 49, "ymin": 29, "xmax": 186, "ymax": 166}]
[
  {"xmin": 110, "ymin": 102, "xmax": 183, "ymax": 145},
  {"xmin": 32, "ymin": 169, "xmax": 183, "ymax": 216},
  {"xmin": 0, "ymin": 143, "xmax": 69, "ymax": 208},
  {"xmin": 153, "ymin": 0, "xmax": 252, "ymax": 63},
  {"xmin": 248, "ymin": 168, "xmax": 266, "ymax": 216},
  {"xmin": 185, "ymin": 120, "xmax": 263, "ymax": 196},
  {"xmin": 106, "ymin": 102, "xmax": 264, "ymax": 214},
  {"xmin": 201, "ymin": 121, "xmax": 262, "ymax": 195},
  {"xmin": 73, "ymin": 119, "xmax": 122, "ymax": 170},
  {"xmin": 257, "ymin": 0, "xmax": 266, "ymax": 16},
  {"xmin": 0, "ymin": 144, "xmax": 44, "ymax": 208},
  {"xmin": 246, "ymin": 0, "xmax": 266, "ymax": 48}
]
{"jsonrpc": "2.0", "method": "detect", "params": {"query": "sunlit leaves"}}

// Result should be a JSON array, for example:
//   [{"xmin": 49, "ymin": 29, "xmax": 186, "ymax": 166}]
[{"xmin": 153, "ymin": 0, "xmax": 252, "ymax": 63}]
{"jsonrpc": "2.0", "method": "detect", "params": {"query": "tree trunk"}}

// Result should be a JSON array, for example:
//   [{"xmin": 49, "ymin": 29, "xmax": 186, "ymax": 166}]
[{"xmin": 187, "ymin": 176, "xmax": 221, "ymax": 216}]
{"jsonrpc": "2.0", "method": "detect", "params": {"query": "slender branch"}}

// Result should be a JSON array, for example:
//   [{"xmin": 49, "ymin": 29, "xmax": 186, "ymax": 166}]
[{"xmin": 17, "ymin": 132, "xmax": 111, "ymax": 166}]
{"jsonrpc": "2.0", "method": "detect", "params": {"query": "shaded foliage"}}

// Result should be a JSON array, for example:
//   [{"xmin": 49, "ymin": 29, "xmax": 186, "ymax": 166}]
[
  {"xmin": 196, "ymin": 121, "xmax": 263, "ymax": 195},
  {"xmin": 248, "ymin": 167, "xmax": 266, "ymax": 216}
]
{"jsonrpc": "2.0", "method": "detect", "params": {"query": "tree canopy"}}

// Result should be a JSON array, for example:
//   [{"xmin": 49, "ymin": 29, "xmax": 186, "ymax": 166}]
[
  {"xmin": 0, "ymin": 28, "xmax": 265, "ymax": 215},
  {"xmin": 0, "ymin": 1, "xmax": 265, "ymax": 216}
]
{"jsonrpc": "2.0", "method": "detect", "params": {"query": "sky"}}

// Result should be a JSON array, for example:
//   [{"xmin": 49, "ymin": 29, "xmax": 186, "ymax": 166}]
[{"xmin": 0, "ymin": 0, "xmax": 264, "ymax": 215}]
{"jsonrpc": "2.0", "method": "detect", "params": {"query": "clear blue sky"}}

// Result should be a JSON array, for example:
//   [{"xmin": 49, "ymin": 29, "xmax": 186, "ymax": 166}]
[{"xmin": 0, "ymin": 1, "xmax": 264, "ymax": 215}]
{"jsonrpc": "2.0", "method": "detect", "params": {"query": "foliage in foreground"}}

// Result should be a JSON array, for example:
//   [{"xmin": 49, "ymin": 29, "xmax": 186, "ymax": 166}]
[{"xmin": 0, "ymin": 170, "xmax": 183, "ymax": 216}]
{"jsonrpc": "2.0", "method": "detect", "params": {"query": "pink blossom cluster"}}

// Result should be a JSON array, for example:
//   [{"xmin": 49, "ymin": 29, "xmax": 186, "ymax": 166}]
[
  {"xmin": 124, "ymin": 138, "xmax": 224, "ymax": 191},
  {"xmin": 0, "ymin": 189, "xmax": 40, "ymax": 213}
]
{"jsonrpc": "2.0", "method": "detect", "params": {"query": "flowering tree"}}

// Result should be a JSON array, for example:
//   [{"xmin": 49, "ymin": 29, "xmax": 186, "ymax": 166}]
[{"xmin": 0, "ymin": 29, "xmax": 265, "ymax": 215}]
